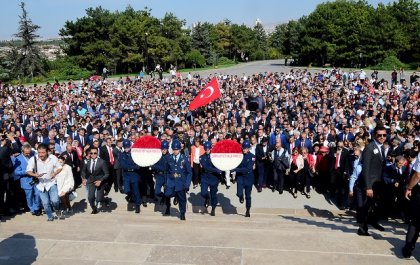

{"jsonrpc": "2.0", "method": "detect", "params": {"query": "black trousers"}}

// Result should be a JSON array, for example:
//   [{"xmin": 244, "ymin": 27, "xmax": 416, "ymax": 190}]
[
  {"xmin": 87, "ymin": 182, "xmax": 106, "ymax": 209},
  {"xmin": 405, "ymin": 185, "xmax": 420, "ymax": 251},
  {"xmin": 113, "ymin": 168, "xmax": 122, "ymax": 192},
  {"xmin": 104, "ymin": 166, "xmax": 115, "ymax": 194},
  {"xmin": 355, "ymin": 181, "xmax": 385, "ymax": 227},
  {"xmin": 272, "ymin": 168, "xmax": 285, "ymax": 191},
  {"xmin": 139, "ymin": 169, "xmax": 155, "ymax": 199},
  {"xmin": 192, "ymin": 163, "xmax": 201, "ymax": 186}
]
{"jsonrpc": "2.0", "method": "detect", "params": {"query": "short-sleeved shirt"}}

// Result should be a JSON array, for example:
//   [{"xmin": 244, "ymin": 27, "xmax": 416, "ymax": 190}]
[{"xmin": 26, "ymin": 154, "xmax": 62, "ymax": 192}]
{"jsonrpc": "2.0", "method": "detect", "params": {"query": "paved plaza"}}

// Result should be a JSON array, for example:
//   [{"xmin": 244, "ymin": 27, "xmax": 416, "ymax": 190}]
[
  {"xmin": 0, "ymin": 62, "xmax": 417, "ymax": 264},
  {"xmin": 1, "ymin": 183, "xmax": 419, "ymax": 265}
]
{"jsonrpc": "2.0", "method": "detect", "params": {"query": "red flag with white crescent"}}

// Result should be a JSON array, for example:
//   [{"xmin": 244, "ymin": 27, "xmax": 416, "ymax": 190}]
[{"xmin": 189, "ymin": 77, "xmax": 221, "ymax": 110}]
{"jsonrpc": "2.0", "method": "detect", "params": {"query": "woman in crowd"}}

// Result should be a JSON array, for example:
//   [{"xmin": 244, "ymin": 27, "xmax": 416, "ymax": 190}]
[
  {"xmin": 289, "ymin": 147, "xmax": 304, "ymax": 198},
  {"xmin": 56, "ymin": 155, "xmax": 75, "ymax": 218}
]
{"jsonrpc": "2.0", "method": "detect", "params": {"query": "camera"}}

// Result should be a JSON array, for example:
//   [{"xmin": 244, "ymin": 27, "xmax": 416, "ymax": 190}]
[{"xmin": 29, "ymin": 177, "xmax": 39, "ymax": 186}]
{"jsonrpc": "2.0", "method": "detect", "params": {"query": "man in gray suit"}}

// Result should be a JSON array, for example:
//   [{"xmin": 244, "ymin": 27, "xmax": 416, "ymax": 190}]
[
  {"xmin": 81, "ymin": 147, "xmax": 109, "ymax": 214},
  {"xmin": 356, "ymin": 125, "xmax": 387, "ymax": 236}
]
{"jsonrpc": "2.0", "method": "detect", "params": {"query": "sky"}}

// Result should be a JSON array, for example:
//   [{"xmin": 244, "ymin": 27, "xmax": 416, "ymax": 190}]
[{"xmin": 0, "ymin": 0, "xmax": 392, "ymax": 40}]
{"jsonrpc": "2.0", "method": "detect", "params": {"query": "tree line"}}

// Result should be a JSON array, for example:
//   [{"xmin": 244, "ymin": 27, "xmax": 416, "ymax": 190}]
[{"xmin": 1, "ymin": 0, "xmax": 419, "ymax": 83}]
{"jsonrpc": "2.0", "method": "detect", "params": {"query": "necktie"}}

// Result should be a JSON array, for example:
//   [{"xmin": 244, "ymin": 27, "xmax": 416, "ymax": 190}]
[
  {"xmin": 80, "ymin": 137, "xmax": 84, "ymax": 146},
  {"xmin": 335, "ymin": 152, "xmax": 340, "ymax": 170},
  {"xmin": 91, "ymin": 160, "xmax": 96, "ymax": 173},
  {"xmin": 108, "ymin": 146, "xmax": 114, "ymax": 165},
  {"xmin": 380, "ymin": 145, "xmax": 385, "ymax": 161}
]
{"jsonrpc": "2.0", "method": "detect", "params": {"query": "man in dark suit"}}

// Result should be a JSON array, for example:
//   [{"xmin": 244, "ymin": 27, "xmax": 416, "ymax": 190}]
[
  {"xmin": 338, "ymin": 126, "xmax": 355, "ymax": 142},
  {"xmin": 81, "ymin": 146, "xmax": 109, "ymax": 214},
  {"xmin": 329, "ymin": 141, "xmax": 350, "ymax": 209},
  {"xmin": 62, "ymin": 144, "xmax": 81, "ymax": 190},
  {"xmin": 100, "ymin": 137, "xmax": 117, "ymax": 194},
  {"xmin": 255, "ymin": 137, "xmax": 270, "ymax": 192},
  {"xmin": 294, "ymin": 132, "xmax": 313, "ymax": 154},
  {"xmin": 356, "ymin": 125, "xmax": 387, "ymax": 236},
  {"xmin": 74, "ymin": 128, "xmax": 89, "ymax": 148}
]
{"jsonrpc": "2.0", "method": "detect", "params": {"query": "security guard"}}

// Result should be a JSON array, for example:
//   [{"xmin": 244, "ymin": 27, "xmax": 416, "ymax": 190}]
[
  {"xmin": 165, "ymin": 139, "xmax": 192, "ymax": 220},
  {"xmin": 200, "ymin": 141, "xmax": 222, "ymax": 216},
  {"xmin": 402, "ymin": 146, "xmax": 420, "ymax": 259},
  {"xmin": 152, "ymin": 141, "xmax": 169, "ymax": 205},
  {"xmin": 119, "ymin": 140, "xmax": 141, "ymax": 214},
  {"xmin": 234, "ymin": 140, "xmax": 255, "ymax": 218}
]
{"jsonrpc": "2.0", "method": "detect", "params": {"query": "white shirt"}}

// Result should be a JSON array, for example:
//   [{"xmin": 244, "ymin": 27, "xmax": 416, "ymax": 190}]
[
  {"xmin": 56, "ymin": 164, "xmax": 74, "ymax": 194},
  {"xmin": 194, "ymin": 147, "xmax": 200, "ymax": 164},
  {"xmin": 26, "ymin": 154, "xmax": 61, "ymax": 192}
]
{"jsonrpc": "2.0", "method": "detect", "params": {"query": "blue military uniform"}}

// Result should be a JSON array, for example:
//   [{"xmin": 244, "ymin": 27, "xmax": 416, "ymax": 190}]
[
  {"xmin": 119, "ymin": 140, "xmax": 141, "ymax": 213},
  {"xmin": 200, "ymin": 142, "xmax": 222, "ymax": 215},
  {"xmin": 164, "ymin": 140, "xmax": 192, "ymax": 220},
  {"xmin": 234, "ymin": 140, "xmax": 255, "ymax": 217},
  {"xmin": 152, "ymin": 141, "xmax": 169, "ymax": 200}
]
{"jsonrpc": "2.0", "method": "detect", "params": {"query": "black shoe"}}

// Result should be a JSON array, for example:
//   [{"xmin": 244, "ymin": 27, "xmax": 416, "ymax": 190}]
[
  {"xmin": 204, "ymin": 198, "xmax": 209, "ymax": 208},
  {"xmin": 293, "ymin": 192, "xmax": 297, "ymax": 199},
  {"xmin": 142, "ymin": 202, "xmax": 147, "ymax": 207},
  {"xmin": 135, "ymin": 205, "xmax": 140, "ymax": 214},
  {"xmin": 245, "ymin": 209, "xmax": 250, "ymax": 218},
  {"xmin": 173, "ymin": 197, "xmax": 178, "ymax": 205},
  {"xmin": 279, "ymin": 190, "xmax": 283, "ymax": 195},
  {"xmin": 272, "ymin": 188, "xmax": 275, "ymax": 192},
  {"xmin": 239, "ymin": 197, "xmax": 244, "ymax": 204},
  {"xmin": 226, "ymin": 185, "xmax": 230, "ymax": 190},
  {"xmin": 164, "ymin": 207, "xmax": 170, "ymax": 216},
  {"xmin": 180, "ymin": 214, "xmax": 186, "ymax": 221},
  {"xmin": 257, "ymin": 187, "xmax": 262, "ymax": 193},
  {"xmin": 357, "ymin": 226, "xmax": 370, "ymax": 236},
  {"xmin": 369, "ymin": 222, "xmax": 385, "ymax": 232},
  {"xmin": 402, "ymin": 245, "xmax": 413, "ymax": 259},
  {"xmin": 211, "ymin": 207, "xmax": 216, "ymax": 216},
  {"xmin": 91, "ymin": 208, "xmax": 98, "ymax": 214}
]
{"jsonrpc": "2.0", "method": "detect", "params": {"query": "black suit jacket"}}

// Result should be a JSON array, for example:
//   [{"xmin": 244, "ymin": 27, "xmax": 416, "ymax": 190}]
[
  {"xmin": 255, "ymin": 144, "xmax": 270, "ymax": 164},
  {"xmin": 81, "ymin": 158, "xmax": 109, "ymax": 184},
  {"xmin": 63, "ymin": 149, "xmax": 80, "ymax": 171},
  {"xmin": 100, "ymin": 145, "xmax": 119, "ymax": 168},
  {"xmin": 360, "ymin": 141, "xmax": 385, "ymax": 189},
  {"xmin": 329, "ymin": 148, "xmax": 350, "ymax": 175}
]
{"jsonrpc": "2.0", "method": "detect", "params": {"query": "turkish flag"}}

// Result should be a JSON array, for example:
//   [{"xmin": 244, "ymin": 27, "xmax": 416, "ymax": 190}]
[{"xmin": 189, "ymin": 77, "xmax": 221, "ymax": 110}]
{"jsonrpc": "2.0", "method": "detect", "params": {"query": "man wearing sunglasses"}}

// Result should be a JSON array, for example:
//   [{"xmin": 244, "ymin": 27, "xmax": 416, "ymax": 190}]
[
  {"xmin": 356, "ymin": 125, "xmax": 387, "ymax": 236},
  {"xmin": 81, "ymin": 147, "xmax": 109, "ymax": 214}
]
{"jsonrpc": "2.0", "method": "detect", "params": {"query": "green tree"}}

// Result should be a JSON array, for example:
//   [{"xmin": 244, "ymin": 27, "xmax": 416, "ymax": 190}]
[
  {"xmin": 191, "ymin": 22, "xmax": 213, "ymax": 64},
  {"xmin": 12, "ymin": 2, "xmax": 46, "ymax": 80},
  {"xmin": 230, "ymin": 24, "xmax": 256, "ymax": 61},
  {"xmin": 185, "ymin": 49, "xmax": 206, "ymax": 68}
]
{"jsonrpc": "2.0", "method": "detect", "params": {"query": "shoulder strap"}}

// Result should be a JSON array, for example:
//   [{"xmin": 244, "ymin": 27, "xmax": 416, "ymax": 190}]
[{"xmin": 34, "ymin": 156, "xmax": 38, "ymax": 173}]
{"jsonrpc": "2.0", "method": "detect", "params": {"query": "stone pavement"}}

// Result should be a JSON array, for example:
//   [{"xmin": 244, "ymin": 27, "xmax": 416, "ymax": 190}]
[{"xmin": 0, "ymin": 184, "xmax": 419, "ymax": 265}]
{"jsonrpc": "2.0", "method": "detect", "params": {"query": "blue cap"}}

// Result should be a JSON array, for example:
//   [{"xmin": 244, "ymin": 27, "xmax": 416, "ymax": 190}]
[
  {"xmin": 161, "ymin": 141, "xmax": 169, "ymax": 150},
  {"xmin": 242, "ymin": 140, "xmax": 251, "ymax": 149},
  {"xmin": 171, "ymin": 139, "xmax": 182, "ymax": 150},
  {"xmin": 203, "ymin": 141, "xmax": 212, "ymax": 151},
  {"xmin": 123, "ymin": 140, "xmax": 131, "ymax": 148}
]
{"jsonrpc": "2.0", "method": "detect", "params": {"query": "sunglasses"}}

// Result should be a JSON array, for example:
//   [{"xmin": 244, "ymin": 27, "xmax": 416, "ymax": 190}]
[
  {"xmin": 90, "ymin": 152, "xmax": 98, "ymax": 155},
  {"xmin": 376, "ymin": 134, "xmax": 387, "ymax": 137}
]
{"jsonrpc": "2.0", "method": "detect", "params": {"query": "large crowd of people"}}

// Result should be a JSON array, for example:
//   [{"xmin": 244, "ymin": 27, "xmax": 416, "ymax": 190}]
[{"xmin": 0, "ymin": 67, "xmax": 420, "ymax": 257}]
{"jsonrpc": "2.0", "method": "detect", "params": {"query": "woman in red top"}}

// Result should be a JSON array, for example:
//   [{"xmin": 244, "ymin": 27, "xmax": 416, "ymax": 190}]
[{"xmin": 301, "ymin": 147, "xmax": 315, "ymax": 198}]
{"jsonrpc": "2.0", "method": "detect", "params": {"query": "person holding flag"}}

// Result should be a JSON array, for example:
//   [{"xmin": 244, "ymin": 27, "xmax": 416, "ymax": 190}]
[{"xmin": 189, "ymin": 77, "xmax": 221, "ymax": 111}]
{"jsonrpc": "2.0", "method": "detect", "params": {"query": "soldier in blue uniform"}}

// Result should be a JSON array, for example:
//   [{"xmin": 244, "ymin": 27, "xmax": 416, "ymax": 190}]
[
  {"xmin": 119, "ymin": 140, "xmax": 142, "ymax": 214},
  {"xmin": 152, "ymin": 141, "xmax": 169, "ymax": 205},
  {"xmin": 164, "ymin": 139, "xmax": 192, "ymax": 220},
  {"xmin": 234, "ymin": 140, "xmax": 255, "ymax": 218},
  {"xmin": 200, "ymin": 141, "xmax": 222, "ymax": 216}
]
